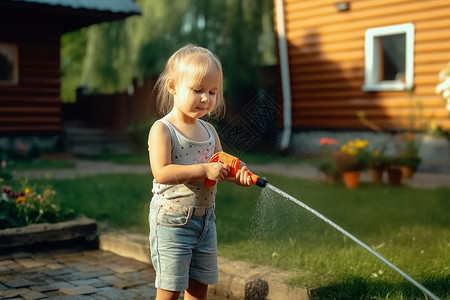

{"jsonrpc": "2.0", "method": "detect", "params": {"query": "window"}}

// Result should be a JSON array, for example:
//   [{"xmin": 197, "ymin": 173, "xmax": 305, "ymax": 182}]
[
  {"xmin": 363, "ymin": 23, "xmax": 414, "ymax": 92},
  {"xmin": 0, "ymin": 43, "xmax": 19, "ymax": 85}
]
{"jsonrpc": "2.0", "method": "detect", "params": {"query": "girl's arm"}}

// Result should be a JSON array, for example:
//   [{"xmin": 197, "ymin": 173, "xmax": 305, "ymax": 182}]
[
  {"xmin": 149, "ymin": 121, "xmax": 229, "ymax": 185},
  {"xmin": 207, "ymin": 123, "xmax": 253, "ymax": 187}
]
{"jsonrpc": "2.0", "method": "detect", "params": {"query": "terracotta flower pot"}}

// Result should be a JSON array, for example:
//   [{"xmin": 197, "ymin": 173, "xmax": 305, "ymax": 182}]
[
  {"xmin": 387, "ymin": 168, "xmax": 402, "ymax": 185},
  {"xmin": 400, "ymin": 165, "xmax": 414, "ymax": 179},
  {"xmin": 343, "ymin": 171, "xmax": 361, "ymax": 189},
  {"xmin": 369, "ymin": 166, "xmax": 384, "ymax": 183}
]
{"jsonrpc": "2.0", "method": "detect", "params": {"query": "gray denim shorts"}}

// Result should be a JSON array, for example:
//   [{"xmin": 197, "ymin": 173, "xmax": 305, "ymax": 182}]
[{"xmin": 148, "ymin": 199, "xmax": 218, "ymax": 292}]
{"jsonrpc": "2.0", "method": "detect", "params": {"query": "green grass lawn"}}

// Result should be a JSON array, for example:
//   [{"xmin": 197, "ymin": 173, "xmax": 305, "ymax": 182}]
[{"xmin": 8, "ymin": 172, "xmax": 449, "ymax": 299}]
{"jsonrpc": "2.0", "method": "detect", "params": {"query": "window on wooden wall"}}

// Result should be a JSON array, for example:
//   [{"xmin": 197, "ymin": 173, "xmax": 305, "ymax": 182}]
[
  {"xmin": 363, "ymin": 23, "xmax": 414, "ymax": 92},
  {"xmin": 0, "ymin": 43, "xmax": 19, "ymax": 85}
]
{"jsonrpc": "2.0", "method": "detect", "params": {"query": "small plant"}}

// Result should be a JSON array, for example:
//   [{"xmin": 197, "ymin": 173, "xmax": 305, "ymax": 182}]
[
  {"xmin": 318, "ymin": 137, "xmax": 340, "ymax": 177},
  {"xmin": 0, "ymin": 180, "xmax": 75, "ymax": 229},
  {"xmin": 394, "ymin": 132, "xmax": 421, "ymax": 168},
  {"xmin": 369, "ymin": 149, "xmax": 389, "ymax": 169},
  {"xmin": 336, "ymin": 139, "xmax": 370, "ymax": 172}
]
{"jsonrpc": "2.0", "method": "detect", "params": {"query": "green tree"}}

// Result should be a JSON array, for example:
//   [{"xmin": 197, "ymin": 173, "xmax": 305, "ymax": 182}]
[{"xmin": 60, "ymin": 0, "xmax": 276, "ymax": 103}]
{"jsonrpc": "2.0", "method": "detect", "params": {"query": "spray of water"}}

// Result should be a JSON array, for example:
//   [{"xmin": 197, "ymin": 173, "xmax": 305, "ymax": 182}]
[{"xmin": 265, "ymin": 183, "xmax": 440, "ymax": 300}]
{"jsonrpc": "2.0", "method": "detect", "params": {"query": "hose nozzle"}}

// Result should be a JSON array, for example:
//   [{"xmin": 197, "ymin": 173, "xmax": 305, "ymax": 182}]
[
  {"xmin": 255, "ymin": 176, "xmax": 268, "ymax": 188},
  {"xmin": 205, "ymin": 152, "xmax": 268, "ymax": 188}
]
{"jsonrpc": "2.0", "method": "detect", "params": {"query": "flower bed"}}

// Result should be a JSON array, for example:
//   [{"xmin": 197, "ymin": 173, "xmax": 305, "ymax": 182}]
[{"xmin": 1, "ymin": 181, "xmax": 75, "ymax": 229}]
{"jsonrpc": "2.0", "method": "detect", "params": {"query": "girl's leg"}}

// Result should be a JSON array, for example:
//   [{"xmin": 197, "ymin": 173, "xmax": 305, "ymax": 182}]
[
  {"xmin": 184, "ymin": 278, "xmax": 208, "ymax": 300},
  {"xmin": 156, "ymin": 288, "xmax": 181, "ymax": 300}
]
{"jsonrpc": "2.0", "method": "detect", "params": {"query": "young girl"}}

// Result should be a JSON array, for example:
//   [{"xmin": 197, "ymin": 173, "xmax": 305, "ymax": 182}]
[{"xmin": 148, "ymin": 44, "xmax": 254, "ymax": 300}]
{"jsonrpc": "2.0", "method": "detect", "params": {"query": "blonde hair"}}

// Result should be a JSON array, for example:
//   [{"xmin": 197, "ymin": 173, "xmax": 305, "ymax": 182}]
[{"xmin": 154, "ymin": 44, "xmax": 225, "ymax": 120}]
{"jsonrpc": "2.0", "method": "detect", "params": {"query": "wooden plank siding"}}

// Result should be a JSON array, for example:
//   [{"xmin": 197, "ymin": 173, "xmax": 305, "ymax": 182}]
[
  {"xmin": 0, "ymin": 24, "xmax": 62, "ymax": 133},
  {"xmin": 279, "ymin": 0, "xmax": 450, "ymax": 130}
]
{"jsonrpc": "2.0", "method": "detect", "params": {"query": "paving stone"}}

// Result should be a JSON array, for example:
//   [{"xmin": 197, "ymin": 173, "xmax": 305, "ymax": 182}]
[
  {"xmin": 22, "ymin": 291, "xmax": 48, "ymax": 300},
  {"xmin": 71, "ymin": 271, "xmax": 100, "ymax": 280},
  {"xmin": 98, "ymin": 274, "xmax": 122, "ymax": 284},
  {"xmin": 107, "ymin": 264, "xmax": 137, "ymax": 274},
  {"xmin": 68, "ymin": 262, "xmax": 90, "ymax": 270},
  {"xmin": 91, "ymin": 281, "xmax": 111, "ymax": 289},
  {"xmin": 31, "ymin": 284, "xmax": 59, "ymax": 293},
  {"xmin": 72, "ymin": 264, "xmax": 106, "ymax": 274},
  {"xmin": 82, "ymin": 250, "xmax": 113, "ymax": 259},
  {"xmin": 128, "ymin": 285, "xmax": 157, "ymax": 298},
  {"xmin": 95, "ymin": 268, "xmax": 114, "ymax": 276},
  {"xmin": 0, "ymin": 260, "xmax": 11, "ymax": 266},
  {"xmin": 3, "ymin": 278, "xmax": 35, "ymax": 288},
  {"xmin": 45, "ymin": 263, "xmax": 65, "ymax": 270},
  {"xmin": 44, "ymin": 267, "xmax": 76, "ymax": 276},
  {"xmin": 1, "ymin": 252, "xmax": 31, "ymax": 260},
  {"xmin": 0, "ymin": 288, "xmax": 30, "ymax": 298},
  {"xmin": 53, "ymin": 274, "xmax": 78, "ymax": 282},
  {"xmin": 0, "ymin": 266, "xmax": 10, "ymax": 275},
  {"xmin": 113, "ymin": 278, "xmax": 148, "ymax": 290},
  {"xmin": 46, "ymin": 295, "xmax": 108, "ymax": 300},
  {"xmin": 96, "ymin": 286, "xmax": 139, "ymax": 299},
  {"xmin": 0, "ymin": 274, "xmax": 15, "ymax": 282},
  {"xmin": 15, "ymin": 259, "xmax": 47, "ymax": 269},
  {"xmin": 49, "ymin": 281, "xmax": 75, "ymax": 289},
  {"xmin": 69, "ymin": 278, "xmax": 102, "ymax": 286},
  {"xmin": 6, "ymin": 263, "xmax": 24, "ymax": 273},
  {"xmin": 59, "ymin": 285, "xmax": 99, "ymax": 296}
]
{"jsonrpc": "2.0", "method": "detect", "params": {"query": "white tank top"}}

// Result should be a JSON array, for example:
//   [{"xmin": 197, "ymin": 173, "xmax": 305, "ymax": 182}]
[{"xmin": 149, "ymin": 118, "xmax": 217, "ymax": 208}]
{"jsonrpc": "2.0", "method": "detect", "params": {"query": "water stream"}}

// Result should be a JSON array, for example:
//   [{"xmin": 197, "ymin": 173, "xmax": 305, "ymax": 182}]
[{"xmin": 265, "ymin": 183, "xmax": 440, "ymax": 300}]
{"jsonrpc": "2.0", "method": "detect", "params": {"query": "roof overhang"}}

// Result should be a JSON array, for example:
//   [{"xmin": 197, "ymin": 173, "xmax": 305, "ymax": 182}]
[{"xmin": 0, "ymin": 0, "xmax": 141, "ymax": 33}]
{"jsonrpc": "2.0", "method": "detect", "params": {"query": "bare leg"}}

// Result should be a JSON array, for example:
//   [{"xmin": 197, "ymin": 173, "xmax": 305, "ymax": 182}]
[
  {"xmin": 184, "ymin": 278, "xmax": 208, "ymax": 300},
  {"xmin": 156, "ymin": 288, "xmax": 181, "ymax": 300}
]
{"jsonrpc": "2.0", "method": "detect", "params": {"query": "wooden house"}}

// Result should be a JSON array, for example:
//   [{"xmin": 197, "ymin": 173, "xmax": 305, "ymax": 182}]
[
  {"xmin": 274, "ymin": 0, "xmax": 450, "ymax": 133},
  {"xmin": 0, "ymin": 0, "xmax": 140, "ymax": 134}
]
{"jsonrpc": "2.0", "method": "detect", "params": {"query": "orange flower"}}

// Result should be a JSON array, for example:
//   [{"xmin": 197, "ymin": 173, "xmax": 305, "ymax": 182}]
[
  {"xmin": 319, "ymin": 137, "xmax": 338, "ymax": 145},
  {"xmin": 15, "ymin": 196, "xmax": 26, "ymax": 204}
]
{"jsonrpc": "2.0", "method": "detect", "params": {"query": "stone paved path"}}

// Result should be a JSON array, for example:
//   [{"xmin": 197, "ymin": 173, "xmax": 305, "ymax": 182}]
[
  {"xmin": 0, "ymin": 248, "xmax": 158, "ymax": 299},
  {"xmin": 0, "ymin": 247, "xmax": 228, "ymax": 300}
]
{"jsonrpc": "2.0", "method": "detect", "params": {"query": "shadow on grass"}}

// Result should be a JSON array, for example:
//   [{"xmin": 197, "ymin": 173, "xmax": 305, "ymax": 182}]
[{"xmin": 310, "ymin": 275, "xmax": 450, "ymax": 300}]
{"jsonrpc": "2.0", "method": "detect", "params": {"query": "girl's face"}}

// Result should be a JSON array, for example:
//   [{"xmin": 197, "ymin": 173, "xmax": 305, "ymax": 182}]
[{"xmin": 171, "ymin": 64, "xmax": 220, "ymax": 121}]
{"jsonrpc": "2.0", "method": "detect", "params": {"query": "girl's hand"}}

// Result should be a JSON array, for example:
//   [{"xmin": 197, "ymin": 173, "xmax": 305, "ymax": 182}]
[
  {"xmin": 205, "ymin": 162, "xmax": 229, "ymax": 183},
  {"xmin": 234, "ymin": 166, "xmax": 253, "ymax": 186}
]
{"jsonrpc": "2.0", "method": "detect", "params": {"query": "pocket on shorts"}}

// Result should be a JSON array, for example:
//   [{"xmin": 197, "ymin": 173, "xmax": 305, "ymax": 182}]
[{"xmin": 157, "ymin": 206, "xmax": 193, "ymax": 227}]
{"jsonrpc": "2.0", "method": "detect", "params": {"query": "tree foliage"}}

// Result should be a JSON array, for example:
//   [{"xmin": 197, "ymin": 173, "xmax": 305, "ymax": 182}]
[{"xmin": 60, "ymin": 0, "xmax": 276, "ymax": 103}]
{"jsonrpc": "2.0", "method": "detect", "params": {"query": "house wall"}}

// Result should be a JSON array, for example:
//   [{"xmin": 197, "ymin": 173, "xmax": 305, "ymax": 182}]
[
  {"xmin": 281, "ymin": 0, "xmax": 450, "ymax": 130},
  {"xmin": 0, "ymin": 22, "xmax": 62, "ymax": 133}
]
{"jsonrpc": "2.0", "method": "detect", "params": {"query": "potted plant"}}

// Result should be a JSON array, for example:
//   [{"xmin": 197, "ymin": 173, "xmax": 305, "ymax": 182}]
[
  {"xmin": 395, "ymin": 132, "xmax": 421, "ymax": 179},
  {"xmin": 336, "ymin": 139, "xmax": 370, "ymax": 188},
  {"xmin": 368, "ymin": 150, "xmax": 389, "ymax": 183},
  {"xmin": 318, "ymin": 137, "xmax": 341, "ymax": 183},
  {"xmin": 385, "ymin": 157, "xmax": 403, "ymax": 186}
]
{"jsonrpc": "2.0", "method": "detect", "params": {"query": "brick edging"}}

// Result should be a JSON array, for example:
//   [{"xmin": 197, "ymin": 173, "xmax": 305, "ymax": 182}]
[
  {"xmin": 0, "ymin": 218, "xmax": 98, "ymax": 254},
  {"xmin": 98, "ymin": 233, "xmax": 311, "ymax": 300}
]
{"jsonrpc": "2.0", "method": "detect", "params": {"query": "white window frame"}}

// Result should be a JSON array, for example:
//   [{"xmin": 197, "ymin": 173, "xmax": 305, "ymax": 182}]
[{"xmin": 363, "ymin": 23, "xmax": 414, "ymax": 92}]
